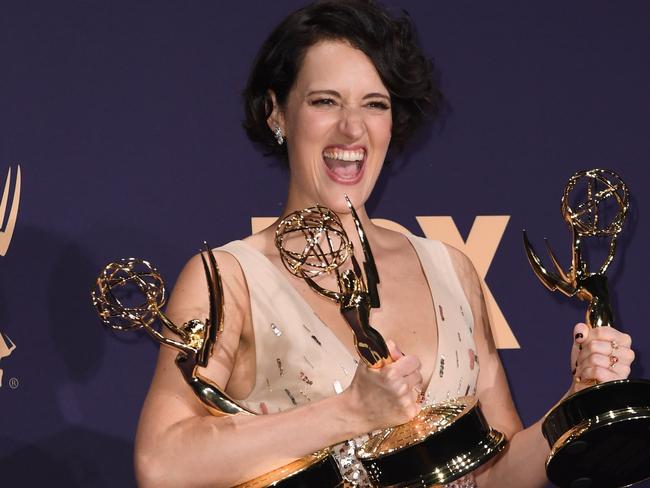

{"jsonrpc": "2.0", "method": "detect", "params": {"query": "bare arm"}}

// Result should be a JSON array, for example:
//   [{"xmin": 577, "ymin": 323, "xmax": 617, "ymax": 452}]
[
  {"xmin": 134, "ymin": 250, "xmax": 423, "ymax": 488},
  {"xmin": 446, "ymin": 245, "xmax": 549, "ymax": 487}
]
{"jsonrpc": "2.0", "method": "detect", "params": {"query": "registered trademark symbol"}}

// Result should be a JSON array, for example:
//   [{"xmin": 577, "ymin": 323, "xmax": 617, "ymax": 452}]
[{"xmin": 8, "ymin": 377, "xmax": 19, "ymax": 389}]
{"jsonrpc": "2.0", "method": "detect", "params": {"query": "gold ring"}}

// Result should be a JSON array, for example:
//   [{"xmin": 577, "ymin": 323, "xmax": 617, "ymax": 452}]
[
  {"xmin": 611, "ymin": 340, "xmax": 619, "ymax": 354},
  {"xmin": 609, "ymin": 354, "xmax": 619, "ymax": 369},
  {"xmin": 575, "ymin": 376, "xmax": 582, "ymax": 383}
]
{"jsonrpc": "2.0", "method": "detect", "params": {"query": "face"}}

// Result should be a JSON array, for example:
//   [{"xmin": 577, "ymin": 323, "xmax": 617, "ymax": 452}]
[{"xmin": 271, "ymin": 40, "xmax": 392, "ymax": 214}]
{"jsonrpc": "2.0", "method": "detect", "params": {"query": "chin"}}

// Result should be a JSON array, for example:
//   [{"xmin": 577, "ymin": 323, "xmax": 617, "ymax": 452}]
[{"xmin": 318, "ymin": 187, "xmax": 370, "ymax": 215}]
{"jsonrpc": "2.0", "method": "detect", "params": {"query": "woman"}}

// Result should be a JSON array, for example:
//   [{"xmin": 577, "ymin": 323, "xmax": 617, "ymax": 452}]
[{"xmin": 134, "ymin": 1, "xmax": 636, "ymax": 487}]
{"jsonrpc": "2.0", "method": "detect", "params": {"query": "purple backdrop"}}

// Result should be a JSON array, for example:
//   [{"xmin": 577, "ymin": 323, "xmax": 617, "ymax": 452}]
[{"xmin": 1, "ymin": 1, "xmax": 649, "ymax": 486}]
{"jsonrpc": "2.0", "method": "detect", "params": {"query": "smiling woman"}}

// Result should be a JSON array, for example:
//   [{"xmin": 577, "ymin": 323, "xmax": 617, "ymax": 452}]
[
  {"xmin": 268, "ymin": 40, "xmax": 393, "ymax": 214},
  {"xmin": 133, "ymin": 1, "xmax": 638, "ymax": 487},
  {"xmin": 241, "ymin": 0, "xmax": 440, "ymax": 159}
]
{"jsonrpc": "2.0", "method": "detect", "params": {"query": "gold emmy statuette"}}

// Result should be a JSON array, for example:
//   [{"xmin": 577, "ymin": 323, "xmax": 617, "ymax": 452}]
[
  {"xmin": 524, "ymin": 169, "xmax": 650, "ymax": 488},
  {"xmin": 91, "ymin": 244, "xmax": 342, "ymax": 488},
  {"xmin": 276, "ymin": 198, "xmax": 507, "ymax": 487}
]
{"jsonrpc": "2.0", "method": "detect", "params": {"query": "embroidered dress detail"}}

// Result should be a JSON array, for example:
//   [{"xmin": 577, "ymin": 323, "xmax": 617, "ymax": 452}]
[{"xmin": 217, "ymin": 235, "xmax": 479, "ymax": 487}]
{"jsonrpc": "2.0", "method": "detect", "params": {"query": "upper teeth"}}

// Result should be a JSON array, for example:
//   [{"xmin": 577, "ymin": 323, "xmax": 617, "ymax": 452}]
[{"xmin": 323, "ymin": 149, "xmax": 364, "ymax": 162}]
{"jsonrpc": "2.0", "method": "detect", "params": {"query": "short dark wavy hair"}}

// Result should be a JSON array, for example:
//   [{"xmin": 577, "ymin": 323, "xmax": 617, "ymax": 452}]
[{"xmin": 242, "ymin": 0, "xmax": 443, "ymax": 159}]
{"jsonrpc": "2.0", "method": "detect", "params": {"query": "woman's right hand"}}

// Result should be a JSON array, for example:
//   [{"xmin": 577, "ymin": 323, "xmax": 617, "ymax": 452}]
[{"xmin": 342, "ymin": 339, "xmax": 423, "ymax": 431}]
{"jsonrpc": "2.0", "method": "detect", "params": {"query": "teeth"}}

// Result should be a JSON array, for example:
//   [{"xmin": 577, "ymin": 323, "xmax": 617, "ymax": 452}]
[{"xmin": 323, "ymin": 149, "xmax": 364, "ymax": 162}]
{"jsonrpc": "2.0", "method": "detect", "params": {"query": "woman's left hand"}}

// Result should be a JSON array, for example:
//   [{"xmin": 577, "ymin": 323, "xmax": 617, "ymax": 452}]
[{"xmin": 571, "ymin": 322, "xmax": 635, "ymax": 392}]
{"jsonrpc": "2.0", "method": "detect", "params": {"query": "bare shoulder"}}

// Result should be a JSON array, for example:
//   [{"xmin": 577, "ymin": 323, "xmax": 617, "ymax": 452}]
[
  {"xmin": 441, "ymin": 242, "xmax": 500, "ymax": 359},
  {"xmin": 153, "ymin": 246, "xmax": 252, "ymax": 383},
  {"xmin": 165, "ymin": 248, "xmax": 249, "ymax": 328},
  {"xmin": 440, "ymin": 242, "xmax": 481, "ymax": 296},
  {"xmin": 139, "ymin": 247, "xmax": 251, "ymax": 421}
]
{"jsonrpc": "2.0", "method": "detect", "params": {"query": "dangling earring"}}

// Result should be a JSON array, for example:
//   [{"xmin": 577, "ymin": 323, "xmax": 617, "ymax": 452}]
[{"xmin": 273, "ymin": 125, "xmax": 284, "ymax": 145}]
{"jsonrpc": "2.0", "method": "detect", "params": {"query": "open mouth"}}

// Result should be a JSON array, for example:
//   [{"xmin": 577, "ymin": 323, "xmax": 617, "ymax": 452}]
[{"xmin": 322, "ymin": 147, "xmax": 366, "ymax": 184}]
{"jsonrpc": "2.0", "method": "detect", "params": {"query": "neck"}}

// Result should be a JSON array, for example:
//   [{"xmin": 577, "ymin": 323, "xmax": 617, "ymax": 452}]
[
  {"xmin": 279, "ymin": 192, "xmax": 381, "ymax": 257},
  {"xmin": 337, "ymin": 206, "xmax": 379, "ymax": 250}
]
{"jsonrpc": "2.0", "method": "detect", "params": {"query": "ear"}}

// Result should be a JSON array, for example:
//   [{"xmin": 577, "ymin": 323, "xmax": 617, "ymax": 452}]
[{"xmin": 266, "ymin": 90, "xmax": 286, "ymax": 136}]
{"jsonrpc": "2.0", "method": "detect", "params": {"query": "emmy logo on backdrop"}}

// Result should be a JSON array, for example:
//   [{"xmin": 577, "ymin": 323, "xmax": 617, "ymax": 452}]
[
  {"xmin": 0, "ymin": 165, "xmax": 22, "ymax": 389},
  {"xmin": 0, "ymin": 165, "xmax": 21, "ymax": 256},
  {"xmin": 0, "ymin": 331, "xmax": 17, "ymax": 388}
]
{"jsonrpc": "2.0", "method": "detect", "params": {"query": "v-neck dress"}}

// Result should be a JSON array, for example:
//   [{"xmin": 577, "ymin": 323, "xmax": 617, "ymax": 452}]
[{"xmin": 217, "ymin": 235, "xmax": 480, "ymax": 487}]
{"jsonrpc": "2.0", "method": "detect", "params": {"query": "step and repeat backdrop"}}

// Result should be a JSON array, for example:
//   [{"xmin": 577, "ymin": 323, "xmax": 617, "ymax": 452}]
[{"xmin": 1, "ymin": 1, "xmax": 648, "ymax": 486}]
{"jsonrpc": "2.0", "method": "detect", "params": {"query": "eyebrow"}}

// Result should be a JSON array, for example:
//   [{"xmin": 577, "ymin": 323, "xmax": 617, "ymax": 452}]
[{"xmin": 306, "ymin": 89, "xmax": 390, "ymax": 101}]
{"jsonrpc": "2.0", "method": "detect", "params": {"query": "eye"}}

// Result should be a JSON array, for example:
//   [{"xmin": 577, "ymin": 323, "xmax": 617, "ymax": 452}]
[
  {"xmin": 366, "ymin": 100, "xmax": 390, "ymax": 110},
  {"xmin": 309, "ymin": 98, "xmax": 337, "ymax": 107}
]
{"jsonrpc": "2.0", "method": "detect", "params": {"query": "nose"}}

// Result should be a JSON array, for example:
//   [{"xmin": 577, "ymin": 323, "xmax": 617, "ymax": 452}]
[{"xmin": 337, "ymin": 107, "xmax": 365, "ymax": 141}]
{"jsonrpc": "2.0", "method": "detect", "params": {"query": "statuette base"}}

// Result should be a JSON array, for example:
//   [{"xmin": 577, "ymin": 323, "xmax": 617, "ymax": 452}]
[
  {"xmin": 358, "ymin": 397, "xmax": 507, "ymax": 487},
  {"xmin": 543, "ymin": 379, "xmax": 650, "ymax": 488}
]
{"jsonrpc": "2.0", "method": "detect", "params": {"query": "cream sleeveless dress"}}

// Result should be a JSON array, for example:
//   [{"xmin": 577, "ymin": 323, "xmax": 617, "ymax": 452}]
[{"xmin": 218, "ymin": 234, "xmax": 480, "ymax": 487}]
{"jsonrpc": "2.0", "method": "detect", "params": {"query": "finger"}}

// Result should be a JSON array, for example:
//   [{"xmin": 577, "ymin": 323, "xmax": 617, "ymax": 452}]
[
  {"xmin": 580, "ymin": 339, "xmax": 614, "ymax": 356},
  {"xmin": 578, "ymin": 365, "xmax": 628, "ymax": 383},
  {"xmin": 608, "ymin": 363, "xmax": 632, "ymax": 379},
  {"xmin": 573, "ymin": 322, "xmax": 589, "ymax": 347},
  {"xmin": 404, "ymin": 370, "xmax": 423, "ymax": 390},
  {"xmin": 401, "ymin": 396, "xmax": 420, "ymax": 420},
  {"xmin": 586, "ymin": 327, "xmax": 632, "ymax": 348},
  {"xmin": 578, "ymin": 352, "xmax": 612, "ymax": 370},
  {"xmin": 577, "ymin": 352, "xmax": 632, "ymax": 378},
  {"xmin": 620, "ymin": 347, "xmax": 635, "ymax": 365},
  {"xmin": 386, "ymin": 339, "xmax": 404, "ymax": 361},
  {"xmin": 571, "ymin": 323, "xmax": 589, "ymax": 374},
  {"xmin": 580, "ymin": 341, "xmax": 635, "ymax": 364},
  {"xmin": 410, "ymin": 386, "xmax": 425, "ymax": 406},
  {"xmin": 383, "ymin": 356, "xmax": 421, "ymax": 384}
]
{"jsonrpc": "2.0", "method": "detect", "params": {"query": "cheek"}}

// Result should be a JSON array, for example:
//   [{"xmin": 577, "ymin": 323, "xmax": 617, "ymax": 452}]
[
  {"xmin": 303, "ymin": 123, "xmax": 329, "ymax": 147},
  {"xmin": 286, "ymin": 114, "xmax": 319, "ymax": 167},
  {"xmin": 291, "ymin": 109, "xmax": 335, "ymax": 142},
  {"xmin": 367, "ymin": 115, "xmax": 393, "ymax": 146}
]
